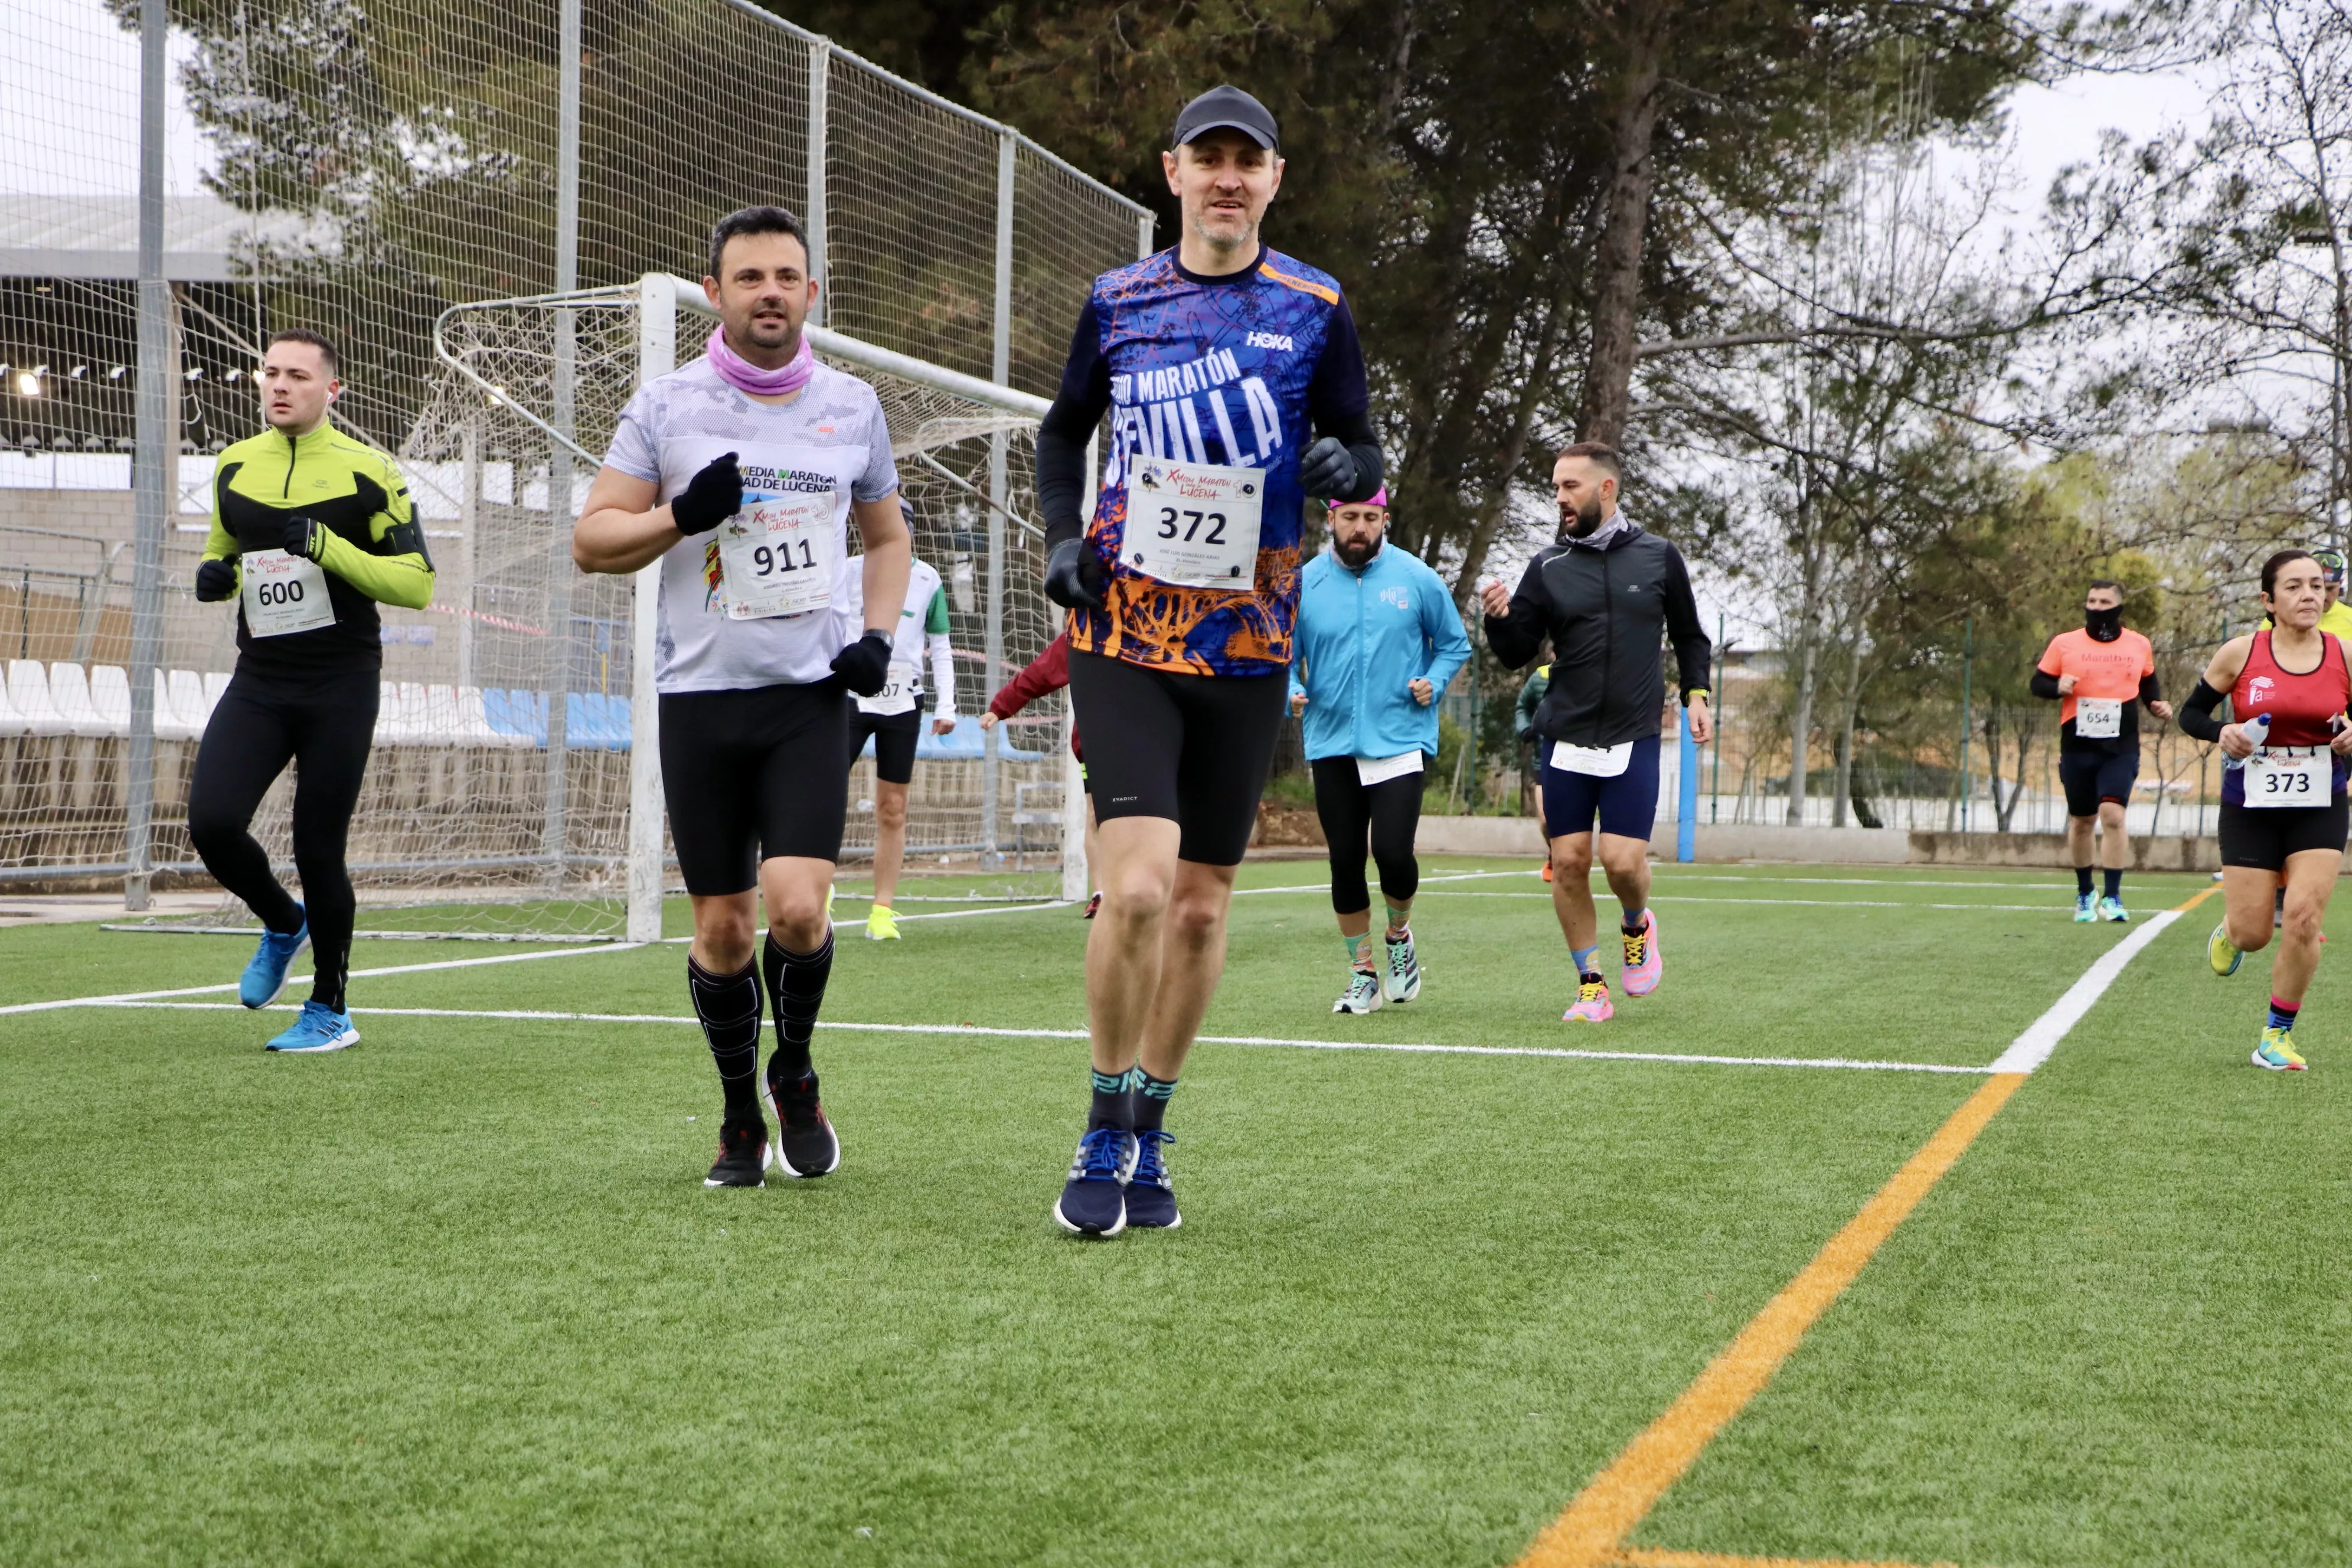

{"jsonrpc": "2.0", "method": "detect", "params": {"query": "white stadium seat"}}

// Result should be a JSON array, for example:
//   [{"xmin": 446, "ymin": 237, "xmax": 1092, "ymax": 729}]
[
  {"xmin": 9, "ymin": 661, "xmax": 71, "ymax": 737},
  {"xmin": 89, "ymin": 666, "xmax": 132, "ymax": 736},
  {"xmin": 202, "ymin": 669, "xmax": 232, "ymax": 713},
  {"xmin": 152, "ymin": 670, "xmax": 199, "ymax": 741},
  {"xmin": 169, "ymin": 670, "xmax": 212, "ymax": 733},
  {"xmin": 0, "ymin": 670, "xmax": 28, "ymax": 737},
  {"xmin": 456, "ymin": 685, "xmax": 526, "ymax": 747},
  {"xmin": 49, "ymin": 664, "xmax": 113, "ymax": 739}
]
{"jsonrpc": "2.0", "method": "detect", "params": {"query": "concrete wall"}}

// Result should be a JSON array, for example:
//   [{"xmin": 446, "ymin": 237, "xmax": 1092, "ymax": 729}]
[{"xmin": 1415, "ymin": 814, "xmax": 2224, "ymax": 871}]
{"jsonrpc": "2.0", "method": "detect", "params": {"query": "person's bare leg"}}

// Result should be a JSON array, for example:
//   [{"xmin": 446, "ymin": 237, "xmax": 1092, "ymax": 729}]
[
  {"xmin": 871, "ymin": 779, "xmax": 909, "ymax": 909},
  {"xmin": 1085, "ymin": 815, "xmax": 1181, "ymax": 1076},
  {"xmin": 2098, "ymin": 799, "xmax": 2128, "ymax": 870},
  {"xmin": 759, "ymin": 854, "xmax": 834, "ymax": 953},
  {"xmin": 1549, "ymin": 832, "xmax": 1597, "ymax": 954},
  {"xmin": 2267, "ymin": 849, "xmax": 2341, "ymax": 1006},
  {"xmin": 689, "ymin": 891, "xmax": 757, "ymax": 972},
  {"xmin": 2223, "ymin": 865, "xmax": 2280, "ymax": 955},
  {"xmin": 1337, "ymin": 906, "xmax": 1372, "ymax": 942},
  {"xmin": 1596, "ymin": 831, "xmax": 1653, "ymax": 926},
  {"xmin": 1136, "ymin": 857, "xmax": 1243, "ymax": 1083},
  {"xmin": 2067, "ymin": 814, "xmax": 2096, "ymax": 878}
]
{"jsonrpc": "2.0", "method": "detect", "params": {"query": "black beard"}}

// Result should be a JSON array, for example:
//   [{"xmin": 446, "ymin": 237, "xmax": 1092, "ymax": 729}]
[
  {"xmin": 1562, "ymin": 497, "xmax": 1605, "ymax": 538},
  {"xmin": 1335, "ymin": 535, "xmax": 1381, "ymax": 568}
]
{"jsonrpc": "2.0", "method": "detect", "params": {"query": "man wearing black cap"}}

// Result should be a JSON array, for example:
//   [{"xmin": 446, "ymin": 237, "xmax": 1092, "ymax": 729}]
[{"xmin": 1031, "ymin": 84, "xmax": 1384, "ymax": 1238}]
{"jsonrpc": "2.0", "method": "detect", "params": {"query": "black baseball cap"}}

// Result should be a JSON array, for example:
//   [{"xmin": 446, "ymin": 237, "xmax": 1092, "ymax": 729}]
[{"xmin": 1172, "ymin": 86, "xmax": 1279, "ymax": 151}]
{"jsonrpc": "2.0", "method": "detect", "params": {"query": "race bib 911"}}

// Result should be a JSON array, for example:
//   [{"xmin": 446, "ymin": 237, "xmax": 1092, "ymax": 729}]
[
  {"xmin": 240, "ymin": 548, "xmax": 334, "ymax": 638},
  {"xmin": 719, "ymin": 489, "xmax": 838, "ymax": 620}
]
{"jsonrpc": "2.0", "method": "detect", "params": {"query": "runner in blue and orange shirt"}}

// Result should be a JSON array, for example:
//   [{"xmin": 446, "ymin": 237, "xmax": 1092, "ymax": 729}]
[{"xmin": 1032, "ymin": 84, "xmax": 1383, "ymax": 1237}]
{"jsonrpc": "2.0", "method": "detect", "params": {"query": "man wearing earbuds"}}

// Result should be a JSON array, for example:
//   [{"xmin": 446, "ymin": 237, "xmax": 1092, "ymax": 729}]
[
  {"xmin": 188, "ymin": 325, "xmax": 435, "ymax": 1055},
  {"xmin": 574, "ymin": 204, "xmax": 912, "ymax": 1190}
]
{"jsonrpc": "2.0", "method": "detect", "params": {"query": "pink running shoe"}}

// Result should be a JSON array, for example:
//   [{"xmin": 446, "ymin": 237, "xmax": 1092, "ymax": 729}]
[
  {"xmin": 1621, "ymin": 910, "xmax": 1662, "ymax": 997},
  {"xmin": 1563, "ymin": 975, "xmax": 1613, "ymax": 1023}
]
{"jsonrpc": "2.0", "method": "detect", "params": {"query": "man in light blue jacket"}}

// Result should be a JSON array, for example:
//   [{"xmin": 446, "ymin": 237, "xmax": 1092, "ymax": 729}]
[{"xmin": 1289, "ymin": 489, "xmax": 1472, "ymax": 1013}]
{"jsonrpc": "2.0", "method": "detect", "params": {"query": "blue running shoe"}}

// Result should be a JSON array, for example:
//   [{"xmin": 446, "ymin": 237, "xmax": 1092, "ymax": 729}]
[
  {"xmin": 240, "ymin": 910, "xmax": 309, "ymax": 1009},
  {"xmin": 2073, "ymin": 893, "xmax": 2095, "ymax": 923},
  {"xmin": 1126, "ymin": 1130, "xmax": 1180, "ymax": 1230},
  {"xmin": 1052, "ymin": 1126, "xmax": 1136, "ymax": 1237},
  {"xmin": 264, "ymin": 998, "xmax": 357, "ymax": 1054}
]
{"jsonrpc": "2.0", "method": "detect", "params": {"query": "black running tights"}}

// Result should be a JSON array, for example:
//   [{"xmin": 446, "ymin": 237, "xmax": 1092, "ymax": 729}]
[
  {"xmin": 187, "ymin": 667, "xmax": 378, "ymax": 1012},
  {"xmin": 1309, "ymin": 755, "xmax": 1423, "ymax": 915}
]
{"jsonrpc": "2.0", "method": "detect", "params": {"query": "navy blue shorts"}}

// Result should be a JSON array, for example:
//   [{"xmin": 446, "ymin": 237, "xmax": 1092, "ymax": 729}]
[
  {"xmin": 1541, "ymin": 734, "xmax": 1662, "ymax": 841},
  {"xmin": 2057, "ymin": 746, "xmax": 2137, "ymax": 816}
]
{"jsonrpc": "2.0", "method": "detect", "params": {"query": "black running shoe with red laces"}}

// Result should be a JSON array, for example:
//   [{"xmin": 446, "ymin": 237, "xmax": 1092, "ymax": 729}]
[
  {"xmin": 704, "ymin": 1119, "xmax": 770, "ymax": 1188},
  {"xmin": 1083, "ymin": 892, "xmax": 1102, "ymax": 919},
  {"xmin": 766, "ymin": 1069, "xmax": 841, "ymax": 1178}
]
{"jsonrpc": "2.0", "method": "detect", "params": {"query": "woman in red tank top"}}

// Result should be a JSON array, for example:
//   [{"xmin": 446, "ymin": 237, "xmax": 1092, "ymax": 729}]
[{"xmin": 2181, "ymin": 549, "xmax": 2352, "ymax": 1070}]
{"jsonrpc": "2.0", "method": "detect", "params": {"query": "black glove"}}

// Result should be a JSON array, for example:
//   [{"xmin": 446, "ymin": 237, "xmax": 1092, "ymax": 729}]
[
  {"xmin": 831, "ymin": 630, "xmax": 896, "ymax": 696},
  {"xmin": 1043, "ymin": 538, "xmax": 1108, "ymax": 612},
  {"xmin": 283, "ymin": 516, "xmax": 329, "ymax": 562},
  {"xmin": 1298, "ymin": 436, "xmax": 1358, "ymax": 501},
  {"xmin": 669, "ymin": 452, "xmax": 742, "ymax": 536},
  {"xmin": 194, "ymin": 557, "xmax": 239, "ymax": 603}
]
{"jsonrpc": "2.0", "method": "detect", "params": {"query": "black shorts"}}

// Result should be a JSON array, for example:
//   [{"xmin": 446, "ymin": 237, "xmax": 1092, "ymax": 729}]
[
  {"xmin": 1066, "ymin": 649, "xmax": 1286, "ymax": 866},
  {"xmin": 1541, "ymin": 734, "xmax": 1662, "ymax": 841},
  {"xmin": 2217, "ymin": 797, "xmax": 2350, "ymax": 871},
  {"xmin": 2058, "ymin": 746, "xmax": 2138, "ymax": 816},
  {"xmin": 847, "ymin": 707, "xmax": 922, "ymax": 786},
  {"xmin": 659, "ymin": 681, "xmax": 850, "ymax": 895}
]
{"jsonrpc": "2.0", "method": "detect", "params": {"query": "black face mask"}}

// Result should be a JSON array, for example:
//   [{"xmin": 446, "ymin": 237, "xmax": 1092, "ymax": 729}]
[{"xmin": 2085, "ymin": 604, "xmax": 2123, "ymax": 642}]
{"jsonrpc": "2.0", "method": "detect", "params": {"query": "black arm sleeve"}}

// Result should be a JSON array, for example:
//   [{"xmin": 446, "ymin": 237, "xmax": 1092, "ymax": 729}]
[
  {"xmin": 1036, "ymin": 300, "xmax": 1111, "ymax": 550},
  {"xmin": 2178, "ymin": 679, "xmax": 2226, "ymax": 741},
  {"xmin": 1307, "ymin": 296, "xmax": 1383, "ymax": 504},
  {"xmin": 1660, "ymin": 544, "xmax": 1711, "ymax": 699},
  {"xmin": 2139, "ymin": 672, "xmax": 2162, "ymax": 707},
  {"xmin": 1484, "ymin": 555, "xmax": 1552, "ymax": 669},
  {"xmin": 2031, "ymin": 668, "xmax": 2062, "ymax": 701}
]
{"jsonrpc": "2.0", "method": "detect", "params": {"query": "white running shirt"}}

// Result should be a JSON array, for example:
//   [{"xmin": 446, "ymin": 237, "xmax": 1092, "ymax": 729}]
[
  {"xmin": 834, "ymin": 554, "xmax": 956, "ymax": 717},
  {"xmin": 604, "ymin": 357, "xmax": 900, "ymax": 693}
]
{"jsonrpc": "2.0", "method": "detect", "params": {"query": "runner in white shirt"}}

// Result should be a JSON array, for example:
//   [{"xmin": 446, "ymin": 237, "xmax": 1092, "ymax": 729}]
[
  {"xmin": 573, "ymin": 205, "xmax": 913, "ymax": 1189},
  {"xmin": 835, "ymin": 544, "xmax": 959, "ymax": 939}
]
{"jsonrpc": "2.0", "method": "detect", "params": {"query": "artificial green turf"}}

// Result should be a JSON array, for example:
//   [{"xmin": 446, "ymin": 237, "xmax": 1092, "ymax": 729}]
[{"xmin": 2, "ymin": 861, "xmax": 2336, "ymax": 1564}]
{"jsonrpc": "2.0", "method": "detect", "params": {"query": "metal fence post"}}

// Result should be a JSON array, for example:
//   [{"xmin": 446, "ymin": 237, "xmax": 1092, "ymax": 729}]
[
  {"xmin": 806, "ymin": 40, "xmax": 828, "ymax": 328},
  {"xmin": 983, "ymin": 129, "xmax": 1015, "ymax": 868},
  {"xmin": 123, "ymin": 0, "xmax": 168, "ymax": 913},
  {"xmin": 1678, "ymin": 704, "xmax": 1698, "ymax": 861},
  {"xmin": 1958, "ymin": 615, "xmax": 1974, "ymax": 834},
  {"xmin": 625, "ymin": 275, "xmax": 677, "ymax": 943},
  {"xmin": 540, "ymin": 0, "xmax": 582, "ymax": 891}
]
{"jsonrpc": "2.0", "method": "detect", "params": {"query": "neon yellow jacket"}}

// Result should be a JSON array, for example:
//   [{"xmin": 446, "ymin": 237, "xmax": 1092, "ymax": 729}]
[{"xmin": 205, "ymin": 418, "xmax": 433, "ymax": 671}]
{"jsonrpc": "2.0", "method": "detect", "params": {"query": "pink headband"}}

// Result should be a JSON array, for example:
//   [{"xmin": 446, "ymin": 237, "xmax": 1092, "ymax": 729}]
[
  {"xmin": 1327, "ymin": 486, "xmax": 1389, "ymax": 511},
  {"xmin": 705, "ymin": 324, "xmax": 814, "ymax": 397}
]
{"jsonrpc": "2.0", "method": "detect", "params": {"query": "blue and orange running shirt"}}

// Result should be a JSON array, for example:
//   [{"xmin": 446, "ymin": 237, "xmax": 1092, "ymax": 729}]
[{"xmin": 1051, "ymin": 246, "xmax": 1371, "ymax": 677}]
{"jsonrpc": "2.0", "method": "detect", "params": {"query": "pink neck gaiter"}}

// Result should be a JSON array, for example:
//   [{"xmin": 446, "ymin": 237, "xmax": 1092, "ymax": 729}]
[{"xmin": 705, "ymin": 324, "xmax": 814, "ymax": 397}]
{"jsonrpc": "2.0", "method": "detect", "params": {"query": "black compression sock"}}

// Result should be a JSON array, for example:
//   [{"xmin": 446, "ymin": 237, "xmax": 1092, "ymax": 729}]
[
  {"xmin": 688, "ymin": 953, "xmax": 765, "ymax": 1123},
  {"xmin": 1090, "ymin": 1068, "xmax": 1137, "ymax": 1131},
  {"xmin": 762, "ymin": 930, "xmax": 832, "ymax": 1084},
  {"xmin": 2076, "ymin": 865, "xmax": 2095, "ymax": 897},
  {"xmin": 2103, "ymin": 868, "xmax": 2123, "ymax": 901},
  {"xmin": 1133, "ymin": 1070, "xmax": 1178, "ymax": 1132}
]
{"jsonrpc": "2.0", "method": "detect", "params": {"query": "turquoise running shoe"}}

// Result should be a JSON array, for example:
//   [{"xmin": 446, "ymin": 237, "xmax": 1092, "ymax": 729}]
[
  {"xmin": 239, "ymin": 909, "xmax": 309, "ymax": 1008},
  {"xmin": 264, "ymin": 998, "xmax": 358, "ymax": 1054},
  {"xmin": 2096, "ymin": 894, "xmax": 2129, "ymax": 923},
  {"xmin": 2073, "ymin": 893, "xmax": 2095, "ymax": 923},
  {"xmin": 2209, "ymin": 922, "xmax": 2243, "ymax": 978},
  {"xmin": 2253, "ymin": 1027, "xmax": 2307, "ymax": 1072}
]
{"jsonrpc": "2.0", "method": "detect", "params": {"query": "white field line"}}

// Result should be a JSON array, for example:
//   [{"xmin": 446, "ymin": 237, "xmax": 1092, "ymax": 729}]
[
  {"xmin": 0, "ymin": 939, "xmax": 650, "ymax": 1016},
  {"xmin": 1418, "ymin": 891, "xmax": 2077, "ymax": 913},
  {"xmin": 1987, "ymin": 909, "xmax": 2181, "ymax": 1073},
  {"xmin": 100, "ymin": 1000, "xmax": 1990, "ymax": 1074}
]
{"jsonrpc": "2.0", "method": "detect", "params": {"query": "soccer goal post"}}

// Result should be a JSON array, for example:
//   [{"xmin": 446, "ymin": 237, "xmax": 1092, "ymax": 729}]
[{"xmin": 416, "ymin": 273, "xmax": 1087, "ymax": 941}]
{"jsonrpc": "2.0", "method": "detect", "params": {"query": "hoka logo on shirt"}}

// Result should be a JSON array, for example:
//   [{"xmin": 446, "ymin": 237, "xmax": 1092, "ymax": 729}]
[
  {"xmin": 738, "ymin": 462, "xmax": 835, "ymax": 495},
  {"xmin": 1246, "ymin": 331, "xmax": 1295, "ymax": 351}
]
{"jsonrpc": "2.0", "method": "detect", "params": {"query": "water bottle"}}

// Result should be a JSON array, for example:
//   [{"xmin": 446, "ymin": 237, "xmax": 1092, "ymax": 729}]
[{"xmin": 2227, "ymin": 712, "xmax": 2271, "ymax": 770}]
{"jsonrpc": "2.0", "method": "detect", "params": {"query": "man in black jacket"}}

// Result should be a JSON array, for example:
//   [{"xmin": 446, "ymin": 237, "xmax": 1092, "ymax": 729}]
[{"xmin": 1481, "ymin": 443, "xmax": 1711, "ymax": 1023}]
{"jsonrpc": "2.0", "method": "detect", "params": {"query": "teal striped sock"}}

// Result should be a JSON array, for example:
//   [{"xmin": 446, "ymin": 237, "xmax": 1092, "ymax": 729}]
[{"xmin": 1089, "ymin": 1067, "xmax": 1138, "ymax": 1131}]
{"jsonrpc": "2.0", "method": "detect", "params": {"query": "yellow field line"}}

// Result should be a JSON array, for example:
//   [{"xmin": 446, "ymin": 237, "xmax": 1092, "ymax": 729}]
[{"xmin": 1515, "ymin": 884, "xmax": 2216, "ymax": 1568}]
